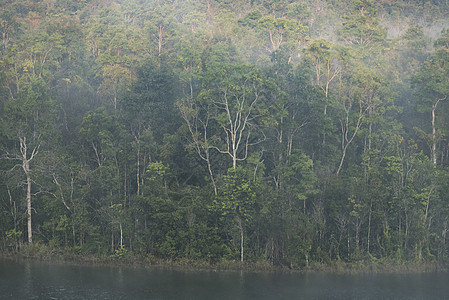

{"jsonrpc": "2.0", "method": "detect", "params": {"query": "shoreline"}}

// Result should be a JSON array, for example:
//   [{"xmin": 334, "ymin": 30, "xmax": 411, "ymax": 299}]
[{"xmin": 1, "ymin": 250, "xmax": 447, "ymax": 275}]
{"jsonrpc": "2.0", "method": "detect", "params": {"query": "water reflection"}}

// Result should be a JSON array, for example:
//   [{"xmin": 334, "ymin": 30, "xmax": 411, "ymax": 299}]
[
  {"xmin": 24, "ymin": 259, "xmax": 32, "ymax": 297},
  {"xmin": 1, "ymin": 258, "xmax": 449, "ymax": 299},
  {"xmin": 116, "ymin": 266, "xmax": 124, "ymax": 291}
]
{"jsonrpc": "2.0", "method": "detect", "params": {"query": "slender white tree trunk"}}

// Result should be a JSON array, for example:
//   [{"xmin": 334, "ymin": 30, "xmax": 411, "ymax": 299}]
[
  {"xmin": 19, "ymin": 137, "xmax": 39, "ymax": 244},
  {"xmin": 431, "ymin": 97, "xmax": 446, "ymax": 165},
  {"xmin": 237, "ymin": 216, "xmax": 244, "ymax": 263},
  {"xmin": 26, "ymin": 172, "xmax": 32, "ymax": 244},
  {"xmin": 120, "ymin": 223, "xmax": 123, "ymax": 249},
  {"xmin": 432, "ymin": 103, "xmax": 437, "ymax": 165}
]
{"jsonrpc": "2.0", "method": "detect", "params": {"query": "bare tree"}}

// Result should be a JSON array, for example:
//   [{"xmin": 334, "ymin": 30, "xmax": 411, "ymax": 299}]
[
  {"xmin": 177, "ymin": 97, "xmax": 218, "ymax": 195},
  {"xmin": 4, "ymin": 136, "xmax": 40, "ymax": 243},
  {"xmin": 208, "ymin": 65, "xmax": 267, "ymax": 169}
]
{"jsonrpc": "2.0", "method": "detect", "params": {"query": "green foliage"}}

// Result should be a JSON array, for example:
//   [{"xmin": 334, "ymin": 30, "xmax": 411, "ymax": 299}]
[
  {"xmin": 215, "ymin": 167, "xmax": 258, "ymax": 228},
  {"xmin": 2, "ymin": 0, "xmax": 449, "ymax": 270},
  {"xmin": 5, "ymin": 229, "xmax": 22, "ymax": 250},
  {"xmin": 434, "ymin": 28, "xmax": 449, "ymax": 49},
  {"xmin": 338, "ymin": 0, "xmax": 387, "ymax": 56},
  {"xmin": 113, "ymin": 247, "xmax": 130, "ymax": 259},
  {"xmin": 413, "ymin": 46, "xmax": 449, "ymax": 105}
]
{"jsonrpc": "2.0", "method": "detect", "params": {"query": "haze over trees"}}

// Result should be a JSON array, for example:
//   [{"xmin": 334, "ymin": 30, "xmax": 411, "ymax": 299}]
[{"xmin": 1, "ymin": 0, "xmax": 449, "ymax": 268}]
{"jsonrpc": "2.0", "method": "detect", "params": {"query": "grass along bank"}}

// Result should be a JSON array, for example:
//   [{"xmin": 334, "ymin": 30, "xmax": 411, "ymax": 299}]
[{"xmin": 1, "ymin": 244, "xmax": 447, "ymax": 275}]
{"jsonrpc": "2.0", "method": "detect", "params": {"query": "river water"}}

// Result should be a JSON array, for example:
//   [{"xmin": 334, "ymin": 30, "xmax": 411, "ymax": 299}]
[{"xmin": 1, "ymin": 258, "xmax": 449, "ymax": 299}]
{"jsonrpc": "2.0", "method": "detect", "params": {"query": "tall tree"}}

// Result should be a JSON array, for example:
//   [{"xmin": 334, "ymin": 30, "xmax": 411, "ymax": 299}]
[
  {"xmin": 216, "ymin": 166, "xmax": 259, "ymax": 262},
  {"xmin": 335, "ymin": 63, "xmax": 383, "ymax": 175},
  {"xmin": 338, "ymin": 0, "xmax": 387, "ymax": 51},
  {"xmin": 2, "ymin": 76, "xmax": 54, "ymax": 243},
  {"xmin": 202, "ymin": 63, "xmax": 275, "ymax": 169},
  {"xmin": 412, "ymin": 31, "xmax": 449, "ymax": 165}
]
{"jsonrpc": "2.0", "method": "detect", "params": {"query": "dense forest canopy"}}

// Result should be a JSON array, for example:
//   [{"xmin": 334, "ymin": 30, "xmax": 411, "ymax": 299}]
[{"xmin": 1, "ymin": 0, "xmax": 449, "ymax": 268}]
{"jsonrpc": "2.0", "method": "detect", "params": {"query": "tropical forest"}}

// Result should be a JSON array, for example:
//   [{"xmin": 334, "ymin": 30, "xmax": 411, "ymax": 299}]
[{"xmin": 1, "ymin": 0, "xmax": 449, "ymax": 270}]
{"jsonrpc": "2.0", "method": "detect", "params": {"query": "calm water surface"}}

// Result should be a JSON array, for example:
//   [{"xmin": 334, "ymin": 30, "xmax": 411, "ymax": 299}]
[{"xmin": 1, "ymin": 258, "xmax": 449, "ymax": 299}]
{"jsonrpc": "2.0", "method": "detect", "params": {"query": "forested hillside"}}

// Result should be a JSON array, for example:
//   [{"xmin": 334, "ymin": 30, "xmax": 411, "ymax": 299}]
[{"xmin": 1, "ymin": 0, "xmax": 449, "ymax": 268}]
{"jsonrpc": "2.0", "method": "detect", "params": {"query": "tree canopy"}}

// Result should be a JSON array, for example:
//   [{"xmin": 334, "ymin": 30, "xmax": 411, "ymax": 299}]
[{"xmin": 1, "ymin": 0, "xmax": 449, "ymax": 268}]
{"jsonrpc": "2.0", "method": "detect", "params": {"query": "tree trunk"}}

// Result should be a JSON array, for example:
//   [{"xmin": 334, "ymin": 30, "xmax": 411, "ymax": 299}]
[
  {"xmin": 432, "ymin": 103, "xmax": 437, "ymax": 165},
  {"xmin": 72, "ymin": 224, "xmax": 76, "ymax": 247},
  {"xmin": 26, "ymin": 172, "xmax": 32, "ymax": 244},
  {"xmin": 136, "ymin": 137, "xmax": 141, "ymax": 195},
  {"xmin": 237, "ymin": 216, "xmax": 244, "ymax": 262},
  {"xmin": 431, "ymin": 97, "xmax": 446, "ymax": 165},
  {"xmin": 111, "ymin": 229, "xmax": 114, "ymax": 252},
  {"xmin": 431, "ymin": 103, "xmax": 437, "ymax": 165},
  {"xmin": 120, "ymin": 222, "xmax": 123, "ymax": 249},
  {"xmin": 347, "ymin": 226, "xmax": 350, "ymax": 259},
  {"xmin": 367, "ymin": 199, "xmax": 372, "ymax": 254},
  {"xmin": 19, "ymin": 137, "xmax": 39, "ymax": 244},
  {"xmin": 336, "ymin": 110, "xmax": 364, "ymax": 176},
  {"xmin": 205, "ymin": 150, "xmax": 217, "ymax": 195}
]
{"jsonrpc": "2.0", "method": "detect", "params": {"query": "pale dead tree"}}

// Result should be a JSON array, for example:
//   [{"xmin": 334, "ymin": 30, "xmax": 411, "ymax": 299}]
[
  {"xmin": 211, "ymin": 76, "xmax": 265, "ymax": 170},
  {"xmin": 47, "ymin": 165, "xmax": 83, "ymax": 247},
  {"xmin": 131, "ymin": 126, "xmax": 152, "ymax": 197},
  {"xmin": 259, "ymin": 16, "xmax": 306, "ymax": 54},
  {"xmin": 424, "ymin": 185, "xmax": 436, "ymax": 226},
  {"xmin": 431, "ymin": 97, "xmax": 447, "ymax": 165},
  {"xmin": 97, "ymin": 203, "xmax": 125, "ymax": 252},
  {"xmin": 41, "ymin": 153, "xmax": 77, "ymax": 216},
  {"xmin": 335, "ymin": 67, "xmax": 380, "ymax": 176},
  {"xmin": 91, "ymin": 140, "xmax": 104, "ymax": 167},
  {"xmin": 4, "ymin": 136, "xmax": 40, "ymax": 244},
  {"xmin": 304, "ymin": 39, "xmax": 342, "ymax": 107},
  {"xmin": 304, "ymin": 40, "xmax": 343, "ymax": 145},
  {"xmin": 133, "ymin": 130, "xmax": 142, "ymax": 196},
  {"xmin": 214, "ymin": 91, "xmax": 259, "ymax": 169},
  {"xmin": 51, "ymin": 173, "xmax": 72, "ymax": 213},
  {"xmin": 153, "ymin": 23, "xmax": 168, "ymax": 57},
  {"xmin": 336, "ymin": 93, "xmax": 369, "ymax": 176},
  {"xmin": 177, "ymin": 97, "xmax": 217, "ymax": 195},
  {"xmin": 335, "ymin": 213, "xmax": 349, "ymax": 259},
  {"xmin": 20, "ymin": 136, "xmax": 39, "ymax": 244}
]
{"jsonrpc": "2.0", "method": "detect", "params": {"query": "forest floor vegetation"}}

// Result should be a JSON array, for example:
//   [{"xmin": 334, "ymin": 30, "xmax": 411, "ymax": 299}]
[{"xmin": 1, "ymin": 246, "xmax": 447, "ymax": 275}]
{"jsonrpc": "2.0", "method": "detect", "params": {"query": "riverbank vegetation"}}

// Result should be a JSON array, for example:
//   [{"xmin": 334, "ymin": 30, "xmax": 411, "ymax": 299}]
[{"xmin": 1, "ymin": 0, "xmax": 449, "ymax": 272}]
